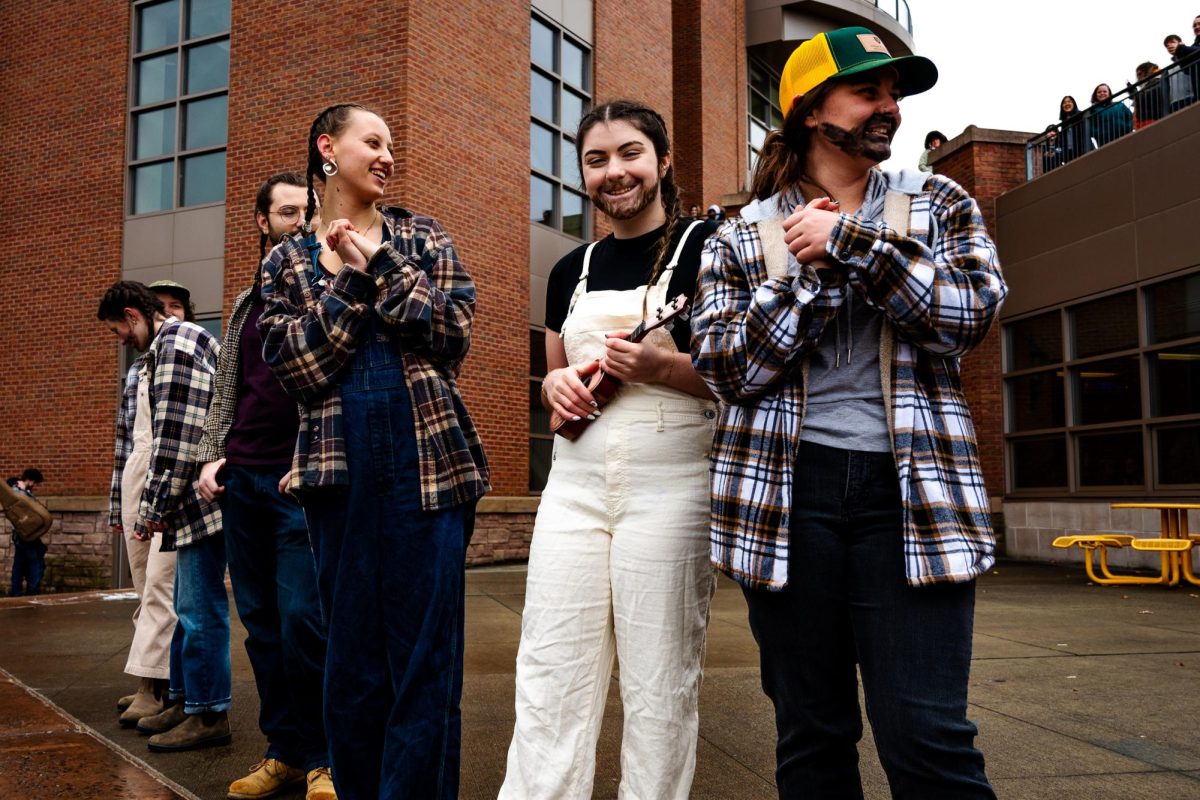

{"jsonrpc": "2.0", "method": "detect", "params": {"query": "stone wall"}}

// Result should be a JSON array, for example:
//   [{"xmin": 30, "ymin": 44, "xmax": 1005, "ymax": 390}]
[
  {"xmin": 1, "ymin": 499, "xmax": 112, "ymax": 596},
  {"xmin": 467, "ymin": 498, "xmax": 538, "ymax": 567}
]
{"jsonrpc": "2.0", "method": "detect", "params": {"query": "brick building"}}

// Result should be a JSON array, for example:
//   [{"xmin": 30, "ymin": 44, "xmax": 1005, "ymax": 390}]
[{"xmin": 0, "ymin": 0, "xmax": 923, "ymax": 591}]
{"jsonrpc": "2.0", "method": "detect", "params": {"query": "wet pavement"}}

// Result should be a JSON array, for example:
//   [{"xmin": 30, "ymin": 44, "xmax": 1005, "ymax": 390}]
[{"xmin": 2, "ymin": 561, "xmax": 1200, "ymax": 799}]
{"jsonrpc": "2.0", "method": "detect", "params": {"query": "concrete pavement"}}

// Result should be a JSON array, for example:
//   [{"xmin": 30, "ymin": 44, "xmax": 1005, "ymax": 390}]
[{"xmin": 2, "ymin": 561, "xmax": 1200, "ymax": 798}]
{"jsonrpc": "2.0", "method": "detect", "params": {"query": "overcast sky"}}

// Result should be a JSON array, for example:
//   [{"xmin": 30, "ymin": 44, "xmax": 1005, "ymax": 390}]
[{"xmin": 879, "ymin": 0, "xmax": 1197, "ymax": 171}]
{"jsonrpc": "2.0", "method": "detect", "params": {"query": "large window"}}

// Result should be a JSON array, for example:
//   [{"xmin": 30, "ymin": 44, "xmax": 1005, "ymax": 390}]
[
  {"xmin": 129, "ymin": 0, "xmax": 230, "ymax": 215},
  {"xmin": 529, "ymin": 327, "xmax": 553, "ymax": 492},
  {"xmin": 1003, "ymin": 271, "xmax": 1200, "ymax": 494},
  {"xmin": 748, "ymin": 58, "xmax": 783, "ymax": 185},
  {"xmin": 530, "ymin": 12, "xmax": 591, "ymax": 240}
]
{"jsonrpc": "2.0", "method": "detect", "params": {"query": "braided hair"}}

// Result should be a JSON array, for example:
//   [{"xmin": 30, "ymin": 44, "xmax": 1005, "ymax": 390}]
[
  {"xmin": 254, "ymin": 171, "xmax": 305, "ymax": 260},
  {"xmin": 302, "ymin": 104, "xmax": 372, "ymax": 232},
  {"xmin": 575, "ymin": 100, "xmax": 682, "ymax": 286}
]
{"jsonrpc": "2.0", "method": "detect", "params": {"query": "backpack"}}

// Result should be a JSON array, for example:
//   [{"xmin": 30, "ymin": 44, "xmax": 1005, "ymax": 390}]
[{"xmin": 1, "ymin": 482, "xmax": 53, "ymax": 542}]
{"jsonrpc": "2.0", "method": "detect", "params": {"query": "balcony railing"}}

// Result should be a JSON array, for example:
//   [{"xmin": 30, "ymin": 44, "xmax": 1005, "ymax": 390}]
[{"xmin": 1026, "ymin": 61, "xmax": 1198, "ymax": 180}]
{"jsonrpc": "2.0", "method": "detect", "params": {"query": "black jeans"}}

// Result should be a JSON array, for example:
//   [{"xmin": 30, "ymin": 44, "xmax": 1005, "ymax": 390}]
[{"xmin": 742, "ymin": 441, "xmax": 994, "ymax": 799}]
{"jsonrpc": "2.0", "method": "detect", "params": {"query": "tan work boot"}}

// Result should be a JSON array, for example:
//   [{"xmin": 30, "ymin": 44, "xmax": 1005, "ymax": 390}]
[
  {"xmin": 118, "ymin": 677, "xmax": 164, "ymax": 727},
  {"xmin": 306, "ymin": 767, "xmax": 337, "ymax": 800},
  {"xmin": 136, "ymin": 701, "xmax": 186, "ymax": 735},
  {"xmin": 116, "ymin": 689, "xmax": 136, "ymax": 712},
  {"xmin": 146, "ymin": 710, "xmax": 231, "ymax": 752},
  {"xmin": 227, "ymin": 758, "xmax": 304, "ymax": 799}
]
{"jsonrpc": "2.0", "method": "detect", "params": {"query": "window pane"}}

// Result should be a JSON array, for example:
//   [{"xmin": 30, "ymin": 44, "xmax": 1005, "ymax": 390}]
[
  {"xmin": 1074, "ymin": 356, "xmax": 1141, "ymax": 425},
  {"xmin": 1006, "ymin": 311, "xmax": 1061, "ymax": 371},
  {"xmin": 132, "ymin": 161, "xmax": 174, "ymax": 214},
  {"xmin": 750, "ymin": 120, "xmax": 767, "ymax": 151},
  {"xmin": 561, "ymin": 136, "xmax": 580, "ymax": 187},
  {"xmin": 1010, "ymin": 436, "xmax": 1068, "ymax": 489},
  {"xmin": 1149, "ymin": 273, "xmax": 1200, "ymax": 343},
  {"xmin": 1071, "ymin": 291, "xmax": 1137, "ymax": 359},
  {"xmin": 750, "ymin": 92, "xmax": 769, "ymax": 124},
  {"xmin": 531, "ymin": 70, "xmax": 556, "ymax": 123},
  {"xmin": 770, "ymin": 104, "xmax": 783, "ymax": 129},
  {"xmin": 531, "ymin": 174, "xmax": 555, "ymax": 227},
  {"xmin": 185, "ymin": 39, "xmax": 229, "ymax": 94},
  {"xmin": 134, "ymin": 107, "xmax": 176, "ymax": 160},
  {"xmin": 183, "ymin": 94, "xmax": 227, "ymax": 149},
  {"xmin": 136, "ymin": 52, "xmax": 178, "ymax": 105},
  {"xmin": 530, "ymin": 121, "xmax": 555, "ymax": 175},
  {"xmin": 137, "ymin": 0, "xmax": 179, "ymax": 51},
  {"xmin": 529, "ymin": 329, "xmax": 547, "ymax": 378},
  {"xmin": 1157, "ymin": 424, "xmax": 1200, "ymax": 485},
  {"xmin": 181, "ymin": 150, "xmax": 225, "ymax": 205},
  {"xmin": 531, "ymin": 16, "xmax": 555, "ymax": 71},
  {"xmin": 562, "ymin": 190, "xmax": 586, "ymax": 239},
  {"xmin": 562, "ymin": 38, "xmax": 587, "ymax": 89},
  {"xmin": 1150, "ymin": 343, "xmax": 1200, "ymax": 417},
  {"xmin": 187, "ymin": 0, "xmax": 230, "ymax": 38},
  {"xmin": 195, "ymin": 316, "xmax": 222, "ymax": 342},
  {"xmin": 750, "ymin": 61, "xmax": 770, "ymax": 95},
  {"xmin": 529, "ymin": 382, "xmax": 551, "ymax": 434},
  {"xmin": 562, "ymin": 88, "xmax": 585, "ymax": 136},
  {"xmin": 529, "ymin": 438, "xmax": 553, "ymax": 492},
  {"xmin": 1008, "ymin": 371, "xmax": 1065, "ymax": 431},
  {"xmin": 1077, "ymin": 429, "xmax": 1143, "ymax": 487}
]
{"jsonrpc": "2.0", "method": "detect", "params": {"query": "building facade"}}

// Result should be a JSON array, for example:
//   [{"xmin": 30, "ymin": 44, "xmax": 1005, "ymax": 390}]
[{"xmin": 0, "ymin": 0, "xmax": 918, "ymax": 591}]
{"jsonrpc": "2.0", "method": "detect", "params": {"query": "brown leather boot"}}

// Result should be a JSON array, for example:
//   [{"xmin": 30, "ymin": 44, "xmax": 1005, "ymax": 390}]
[
  {"xmin": 147, "ymin": 710, "xmax": 232, "ymax": 752},
  {"xmin": 227, "ymin": 759, "xmax": 305, "ymax": 799},
  {"xmin": 305, "ymin": 767, "xmax": 337, "ymax": 800},
  {"xmin": 118, "ymin": 677, "xmax": 164, "ymax": 727},
  {"xmin": 116, "ymin": 689, "xmax": 136, "ymax": 712},
  {"xmin": 136, "ymin": 700, "xmax": 186, "ymax": 735}
]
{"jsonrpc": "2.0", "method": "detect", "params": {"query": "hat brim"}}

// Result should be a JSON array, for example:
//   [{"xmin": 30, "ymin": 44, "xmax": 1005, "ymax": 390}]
[{"xmin": 833, "ymin": 54, "xmax": 938, "ymax": 97}]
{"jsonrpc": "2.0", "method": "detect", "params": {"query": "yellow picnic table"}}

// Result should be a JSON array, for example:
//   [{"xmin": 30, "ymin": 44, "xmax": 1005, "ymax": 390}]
[{"xmin": 1053, "ymin": 503, "xmax": 1200, "ymax": 587}]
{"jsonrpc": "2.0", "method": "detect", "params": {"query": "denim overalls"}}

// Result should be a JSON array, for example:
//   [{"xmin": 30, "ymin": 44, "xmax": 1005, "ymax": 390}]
[{"xmin": 299, "ymin": 234, "xmax": 467, "ymax": 800}]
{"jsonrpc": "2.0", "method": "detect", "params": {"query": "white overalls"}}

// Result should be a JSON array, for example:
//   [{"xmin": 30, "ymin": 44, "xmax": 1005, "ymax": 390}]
[
  {"xmin": 121, "ymin": 361, "xmax": 178, "ymax": 679},
  {"xmin": 501, "ymin": 223, "xmax": 717, "ymax": 800}
]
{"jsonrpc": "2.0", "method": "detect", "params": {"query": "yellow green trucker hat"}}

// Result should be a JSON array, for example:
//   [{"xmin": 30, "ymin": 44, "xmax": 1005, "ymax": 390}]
[{"xmin": 778, "ymin": 26, "xmax": 938, "ymax": 114}]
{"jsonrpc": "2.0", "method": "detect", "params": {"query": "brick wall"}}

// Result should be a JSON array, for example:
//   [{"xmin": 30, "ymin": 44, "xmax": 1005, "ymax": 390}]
[
  {"xmin": 934, "ymin": 129, "xmax": 1031, "ymax": 497},
  {"xmin": 0, "ymin": 4, "xmax": 126, "ymax": 496}
]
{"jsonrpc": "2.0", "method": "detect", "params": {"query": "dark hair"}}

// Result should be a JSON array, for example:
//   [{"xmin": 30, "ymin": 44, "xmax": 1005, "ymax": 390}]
[
  {"xmin": 1166, "ymin": 34, "xmax": 1183, "ymax": 45},
  {"xmin": 750, "ymin": 80, "xmax": 838, "ymax": 202},
  {"xmin": 5, "ymin": 477, "xmax": 16, "ymax": 487},
  {"xmin": 303, "ymin": 104, "xmax": 374, "ymax": 231},
  {"xmin": 152, "ymin": 286, "xmax": 196, "ymax": 323},
  {"xmin": 255, "ymin": 171, "xmax": 306, "ymax": 259},
  {"xmin": 1059, "ymin": 95, "xmax": 1080, "ymax": 120},
  {"xmin": 1090, "ymin": 83, "xmax": 1113, "ymax": 104},
  {"xmin": 1135, "ymin": 61, "xmax": 1159, "ymax": 76},
  {"xmin": 20, "ymin": 468, "xmax": 44, "ymax": 484},
  {"xmin": 575, "ymin": 99, "xmax": 681, "ymax": 285},
  {"xmin": 924, "ymin": 130, "xmax": 947, "ymax": 149},
  {"xmin": 97, "ymin": 281, "xmax": 164, "ymax": 322}
]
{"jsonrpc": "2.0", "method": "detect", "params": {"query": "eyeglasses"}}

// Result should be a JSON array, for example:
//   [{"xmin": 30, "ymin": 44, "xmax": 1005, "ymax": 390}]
[{"xmin": 269, "ymin": 206, "xmax": 303, "ymax": 223}]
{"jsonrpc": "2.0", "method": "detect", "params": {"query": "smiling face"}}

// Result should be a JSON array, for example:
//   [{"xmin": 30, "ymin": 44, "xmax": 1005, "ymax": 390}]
[
  {"xmin": 805, "ymin": 67, "xmax": 901, "ymax": 166},
  {"xmin": 1061, "ymin": 96, "xmax": 1075, "ymax": 113},
  {"xmin": 1094, "ymin": 84, "xmax": 1112, "ymax": 102},
  {"xmin": 1194, "ymin": 15, "xmax": 1200, "ymax": 37},
  {"xmin": 318, "ymin": 109, "xmax": 394, "ymax": 203},
  {"xmin": 256, "ymin": 183, "xmax": 309, "ymax": 244},
  {"xmin": 579, "ymin": 119, "xmax": 667, "ymax": 224}
]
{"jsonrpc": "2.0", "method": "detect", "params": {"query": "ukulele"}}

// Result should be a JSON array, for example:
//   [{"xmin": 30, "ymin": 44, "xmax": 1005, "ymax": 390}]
[{"xmin": 550, "ymin": 293, "xmax": 691, "ymax": 441}]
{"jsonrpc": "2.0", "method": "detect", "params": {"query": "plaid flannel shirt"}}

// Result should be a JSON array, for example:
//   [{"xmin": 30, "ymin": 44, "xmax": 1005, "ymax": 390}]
[
  {"xmin": 108, "ymin": 319, "xmax": 222, "ymax": 549},
  {"xmin": 258, "ymin": 206, "xmax": 490, "ymax": 508},
  {"xmin": 692, "ymin": 170, "xmax": 1006, "ymax": 589}
]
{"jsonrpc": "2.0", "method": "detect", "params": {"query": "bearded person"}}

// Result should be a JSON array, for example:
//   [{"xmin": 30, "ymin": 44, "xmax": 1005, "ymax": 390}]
[
  {"xmin": 691, "ymin": 26, "xmax": 1005, "ymax": 799},
  {"xmin": 498, "ymin": 100, "xmax": 718, "ymax": 800}
]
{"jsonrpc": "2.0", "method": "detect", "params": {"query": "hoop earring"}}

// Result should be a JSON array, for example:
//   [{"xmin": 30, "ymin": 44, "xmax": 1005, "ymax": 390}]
[{"xmin": 322, "ymin": 160, "xmax": 338, "ymax": 177}]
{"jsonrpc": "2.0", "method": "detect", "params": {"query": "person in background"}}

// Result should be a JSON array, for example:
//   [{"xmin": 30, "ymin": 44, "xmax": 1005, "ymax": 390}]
[
  {"xmin": 1130, "ymin": 62, "xmax": 1165, "ymax": 129},
  {"xmin": 1040, "ymin": 125, "xmax": 1064, "ymax": 174},
  {"xmin": 1165, "ymin": 34, "xmax": 1198, "ymax": 111},
  {"xmin": 916, "ymin": 129, "xmax": 946, "ymax": 173},
  {"xmin": 706, "ymin": 203, "xmax": 723, "ymax": 221},
  {"xmin": 149, "ymin": 280, "xmax": 197, "ymax": 323},
  {"xmin": 1088, "ymin": 83, "xmax": 1133, "ymax": 148},
  {"xmin": 8, "ymin": 468, "xmax": 47, "ymax": 596},
  {"xmin": 688, "ymin": 203, "xmax": 701, "ymax": 218},
  {"xmin": 1058, "ymin": 95, "xmax": 1085, "ymax": 163}
]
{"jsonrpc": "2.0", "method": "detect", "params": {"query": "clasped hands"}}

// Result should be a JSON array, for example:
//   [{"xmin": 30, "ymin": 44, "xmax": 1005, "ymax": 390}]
[
  {"xmin": 542, "ymin": 334, "xmax": 672, "ymax": 422},
  {"xmin": 325, "ymin": 219, "xmax": 380, "ymax": 272}
]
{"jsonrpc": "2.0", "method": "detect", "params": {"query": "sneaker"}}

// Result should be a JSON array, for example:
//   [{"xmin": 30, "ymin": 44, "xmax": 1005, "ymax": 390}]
[
  {"xmin": 228, "ymin": 758, "xmax": 305, "ymax": 800},
  {"xmin": 136, "ymin": 702, "xmax": 186, "ymax": 735},
  {"xmin": 146, "ymin": 710, "xmax": 232, "ymax": 752},
  {"xmin": 306, "ymin": 767, "xmax": 337, "ymax": 800}
]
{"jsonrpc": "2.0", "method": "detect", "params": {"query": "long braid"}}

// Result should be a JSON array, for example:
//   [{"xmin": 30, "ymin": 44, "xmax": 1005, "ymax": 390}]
[
  {"xmin": 646, "ymin": 108, "xmax": 682, "ymax": 287},
  {"xmin": 303, "ymin": 103, "xmax": 372, "ymax": 233},
  {"xmin": 258, "ymin": 233, "xmax": 267, "ymax": 261}
]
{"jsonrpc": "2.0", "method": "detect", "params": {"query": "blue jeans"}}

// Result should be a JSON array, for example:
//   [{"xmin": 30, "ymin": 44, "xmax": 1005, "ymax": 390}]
[
  {"xmin": 10, "ymin": 537, "xmax": 47, "ymax": 596},
  {"xmin": 223, "ymin": 463, "xmax": 328, "ymax": 771},
  {"xmin": 742, "ymin": 441, "xmax": 994, "ymax": 800},
  {"xmin": 302, "ymin": 315, "xmax": 467, "ymax": 800},
  {"xmin": 169, "ymin": 531, "xmax": 232, "ymax": 714}
]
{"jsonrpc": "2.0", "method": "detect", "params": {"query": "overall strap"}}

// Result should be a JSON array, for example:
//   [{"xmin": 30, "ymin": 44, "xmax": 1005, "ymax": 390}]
[
  {"xmin": 758, "ymin": 214, "xmax": 789, "ymax": 281},
  {"xmin": 882, "ymin": 189, "xmax": 912, "ymax": 236},
  {"xmin": 563, "ymin": 240, "xmax": 600, "ymax": 323},
  {"xmin": 652, "ymin": 219, "xmax": 705, "ymax": 288}
]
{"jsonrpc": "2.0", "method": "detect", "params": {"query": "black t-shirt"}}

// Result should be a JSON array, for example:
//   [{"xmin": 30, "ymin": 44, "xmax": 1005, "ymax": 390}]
[{"xmin": 544, "ymin": 218, "xmax": 718, "ymax": 352}]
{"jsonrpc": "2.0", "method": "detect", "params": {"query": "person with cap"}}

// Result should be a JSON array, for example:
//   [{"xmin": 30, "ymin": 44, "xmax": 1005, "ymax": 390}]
[
  {"xmin": 195, "ymin": 172, "xmax": 337, "ymax": 800},
  {"xmin": 148, "ymin": 279, "xmax": 197, "ymax": 323},
  {"xmin": 691, "ymin": 26, "xmax": 1003, "ymax": 799}
]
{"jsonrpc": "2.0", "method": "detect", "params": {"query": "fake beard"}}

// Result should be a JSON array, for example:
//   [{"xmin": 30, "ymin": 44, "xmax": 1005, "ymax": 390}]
[{"xmin": 817, "ymin": 114, "xmax": 896, "ymax": 162}]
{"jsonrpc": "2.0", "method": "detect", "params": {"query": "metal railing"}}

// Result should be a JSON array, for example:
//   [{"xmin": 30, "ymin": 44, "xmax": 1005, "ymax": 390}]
[
  {"xmin": 1026, "ymin": 61, "xmax": 1199, "ymax": 180},
  {"xmin": 866, "ymin": 0, "xmax": 913, "ymax": 34}
]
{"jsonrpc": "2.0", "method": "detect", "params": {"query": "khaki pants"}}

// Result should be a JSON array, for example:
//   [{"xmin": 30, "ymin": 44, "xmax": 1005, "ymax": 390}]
[{"xmin": 121, "ymin": 363, "xmax": 176, "ymax": 679}]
